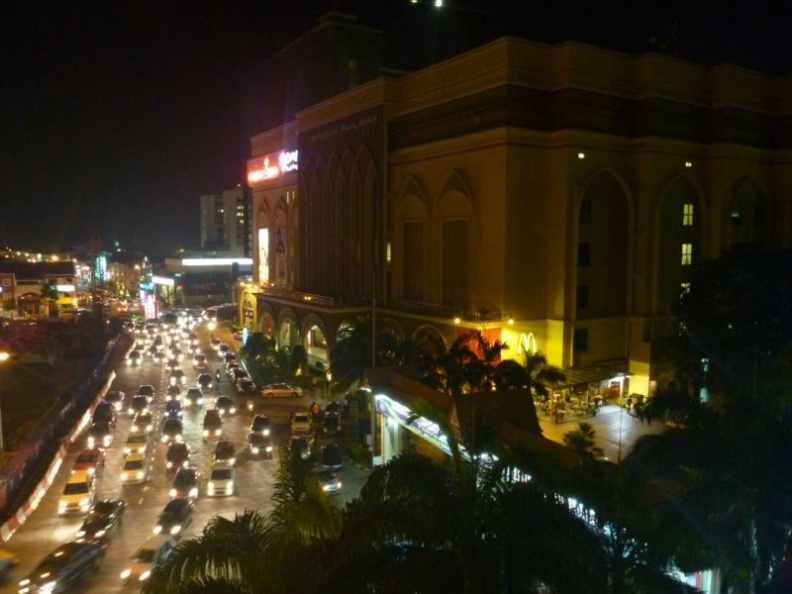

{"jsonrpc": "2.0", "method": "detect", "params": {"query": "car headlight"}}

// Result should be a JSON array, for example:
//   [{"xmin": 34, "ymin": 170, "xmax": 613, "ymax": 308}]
[
  {"xmin": 80, "ymin": 497, "xmax": 91, "ymax": 510},
  {"xmin": 124, "ymin": 447, "xmax": 131, "ymax": 454},
  {"xmin": 161, "ymin": 435, "xmax": 169, "ymax": 443},
  {"xmin": 197, "ymin": 398, "xmax": 204, "ymax": 405},
  {"xmin": 153, "ymin": 525, "xmax": 162, "ymax": 535},
  {"xmin": 139, "ymin": 570, "xmax": 151, "ymax": 581},
  {"xmin": 166, "ymin": 461, "xmax": 173, "ymax": 469},
  {"xmin": 103, "ymin": 436, "xmax": 112, "ymax": 447},
  {"xmin": 207, "ymin": 482, "xmax": 215, "ymax": 494},
  {"xmin": 59, "ymin": 500, "xmax": 67, "ymax": 508},
  {"xmin": 94, "ymin": 529, "xmax": 106, "ymax": 538},
  {"xmin": 170, "ymin": 525, "xmax": 182, "ymax": 535},
  {"xmin": 202, "ymin": 430, "xmax": 209, "ymax": 437},
  {"xmin": 189, "ymin": 487, "xmax": 198, "ymax": 498},
  {"xmin": 251, "ymin": 446, "xmax": 259, "ymax": 454},
  {"xmin": 263, "ymin": 429, "xmax": 270, "ymax": 436},
  {"xmin": 87, "ymin": 437, "xmax": 96, "ymax": 448},
  {"xmin": 75, "ymin": 529, "xmax": 86, "ymax": 538},
  {"xmin": 227, "ymin": 481, "xmax": 234, "ymax": 493},
  {"xmin": 121, "ymin": 472, "xmax": 128, "ymax": 480},
  {"xmin": 229, "ymin": 457, "xmax": 236, "ymax": 466},
  {"xmin": 266, "ymin": 445, "xmax": 273, "ymax": 452},
  {"xmin": 137, "ymin": 471, "xmax": 145, "ymax": 479},
  {"xmin": 216, "ymin": 428, "xmax": 222, "ymax": 436},
  {"xmin": 229, "ymin": 407, "xmax": 237, "ymax": 414},
  {"xmin": 120, "ymin": 568, "xmax": 132, "ymax": 580},
  {"xmin": 169, "ymin": 488, "xmax": 177, "ymax": 497}
]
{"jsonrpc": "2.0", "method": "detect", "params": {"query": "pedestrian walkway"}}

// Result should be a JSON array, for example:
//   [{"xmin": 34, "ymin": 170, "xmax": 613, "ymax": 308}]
[{"xmin": 538, "ymin": 404, "xmax": 666, "ymax": 462}]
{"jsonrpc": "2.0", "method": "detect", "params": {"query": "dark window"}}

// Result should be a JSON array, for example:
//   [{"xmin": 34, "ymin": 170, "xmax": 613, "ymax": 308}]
[
  {"xmin": 578, "ymin": 243, "xmax": 590, "ymax": 267},
  {"xmin": 573, "ymin": 329, "xmax": 589, "ymax": 352},
  {"xmin": 579, "ymin": 199, "xmax": 592, "ymax": 223},
  {"xmin": 577, "ymin": 286, "xmax": 589, "ymax": 309}
]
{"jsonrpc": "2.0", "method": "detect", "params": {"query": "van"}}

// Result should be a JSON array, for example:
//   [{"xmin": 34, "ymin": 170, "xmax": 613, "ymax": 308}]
[{"xmin": 58, "ymin": 470, "xmax": 95, "ymax": 515}]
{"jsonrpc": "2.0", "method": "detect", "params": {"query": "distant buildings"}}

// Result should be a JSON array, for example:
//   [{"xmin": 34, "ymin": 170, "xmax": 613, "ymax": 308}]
[{"xmin": 199, "ymin": 186, "xmax": 250, "ymax": 256}]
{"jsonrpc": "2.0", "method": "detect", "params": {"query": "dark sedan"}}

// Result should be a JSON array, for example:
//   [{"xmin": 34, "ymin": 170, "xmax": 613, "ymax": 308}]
[
  {"xmin": 153, "ymin": 497, "xmax": 194, "ymax": 537},
  {"xmin": 75, "ymin": 499, "xmax": 126, "ymax": 545}
]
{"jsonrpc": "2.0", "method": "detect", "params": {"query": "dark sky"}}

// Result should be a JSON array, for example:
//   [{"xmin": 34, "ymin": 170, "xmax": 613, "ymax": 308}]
[{"xmin": 2, "ymin": 0, "xmax": 790, "ymax": 257}]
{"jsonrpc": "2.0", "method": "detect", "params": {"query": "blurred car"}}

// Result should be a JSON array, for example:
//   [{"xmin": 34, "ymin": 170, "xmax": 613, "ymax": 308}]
[
  {"xmin": 214, "ymin": 395, "xmax": 236, "ymax": 416},
  {"xmin": 314, "ymin": 469, "xmax": 343, "ymax": 495},
  {"xmin": 217, "ymin": 343, "xmax": 230, "ymax": 359},
  {"xmin": 262, "ymin": 382, "xmax": 303, "ymax": 398},
  {"xmin": 19, "ymin": 541, "xmax": 103, "ymax": 593},
  {"xmin": 249, "ymin": 414, "xmax": 272, "ymax": 436},
  {"xmin": 209, "ymin": 337, "xmax": 221, "ymax": 350},
  {"xmin": 103, "ymin": 390, "xmax": 125, "ymax": 412},
  {"xmin": 128, "ymin": 394, "xmax": 149, "ymax": 416},
  {"xmin": 248, "ymin": 433, "xmax": 273, "ymax": 459},
  {"xmin": 165, "ymin": 384, "xmax": 182, "ymax": 401},
  {"xmin": 136, "ymin": 384, "xmax": 156, "ymax": 402},
  {"xmin": 121, "ymin": 452, "xmax": 148, "ymax": 485},
  {"xmin": 289, "ymin": 434, "xmax": 314, "ymax": 461},
  {"xmin": 165, "ymin": 357, "xmax": 180, "ymax": 370},
  {"xmin": 322, "ymin": 411, "xmax": 341, "ymax": 435},
  {"xmin": 202, "ymin": 409, "xmax": 222, "ymax": 440},
  {"xmin": 119, "ymin": 534, "xmax": 176, "ymax": 584},
  {"xmin": 290, "ymin": 412, "xmax": 312, "ymax": 435},
  {"xmin": 197, "ymin": 372, "xmax": 213, "ymax": 390},
  {"xmin": 91, "ymin": 401, "xmax": 117, "ymax": 430},
  {"xmin": 169, "ymin": 368, "xmax": 187, "ymax": 386},
  {"xmin": 165, "ymin": 442, "xmax": 190, "ymax": 471},
  {"xmin": 151, "ymin": 350, "xmax": 165, "ymax": 364},
  {"xmin": 169, "ymin": 466, "xmax": 200, "ymax": 499},
  {"xmin": 229, "ymin": 368, "xmax": 249, "ymax": 386},
  {"xmin": 192, "ymin": 353, "xmax": 207, "ymax": 369},
  {"xmin": 236, "ymin": 377, "xmax": 257, "ymax": 395},
  {"xmin": 320, "ymin": 442, "xmax": 343, "ymax": 470},
  {"xmin": 164, "ymin": 399, "xmax": 184, "ymax": 419},
  {"xmin": 0, "ymin": 548, "xmax": 19, "ymax": 582},
  {"xmin": 75, "ymin": 499, "xmax": 126, "ymax": 543},
  {"xmin": 131, "ymin": 411, "xmax": 154, "ymax": 434},
  {"xmin": 161, "ymin": 418, "xmax": 184, "ymax": 444},
  {"xmin": 126, "ymin": 350, "xmax": 142, "ymax": 366},
  {"xmin": 73, "ymin": 448, "xmax": 105, "ymax": 477},
  {"xmin": 183, "ymin": 387, "xmax": 204, "ymax": 409},
  {"xmin": 123, "ymin": 430, "xmax": 149, "ymax": 456},
  {"xmin": 213, "ymin": 440, "xmax": 237, "ymax": 466},
  {"xmin": 153, "ymin": 498, "xmax": 194, "ymax": 537},
  {"xmin": 207, "ymin": 461, "xmax": 235, "ymax": 497},
  {"xmin": 169, "ymin": 346, "xmax": 184, "ymax": 362},
  {"xmin": 86, "ymin": 421, "xmax": 113, "ymax": 449},
  {"xmin": 58, "ymin": 470, "xmax": 95, "ymax": 515}
]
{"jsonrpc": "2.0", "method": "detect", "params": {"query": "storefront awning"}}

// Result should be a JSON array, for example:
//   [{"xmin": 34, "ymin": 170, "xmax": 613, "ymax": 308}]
[{"xmin": 554, "ymin": 365, "xmax": 624, "ymax": 388}]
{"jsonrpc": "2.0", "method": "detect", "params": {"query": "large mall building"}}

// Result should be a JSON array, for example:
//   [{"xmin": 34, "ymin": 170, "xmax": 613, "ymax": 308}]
[{"xmin": 239, "ymin": 11, "xmax": 792, "ymax": 401}]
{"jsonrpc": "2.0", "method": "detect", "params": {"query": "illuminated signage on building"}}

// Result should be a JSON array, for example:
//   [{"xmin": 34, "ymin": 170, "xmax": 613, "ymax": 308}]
[{"xmin": 247, "ymin": 149, "xmax": 298, "ymax": 183}]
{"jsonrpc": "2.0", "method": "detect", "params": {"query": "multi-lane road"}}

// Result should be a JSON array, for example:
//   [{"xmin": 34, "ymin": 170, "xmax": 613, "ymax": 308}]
[{"xmin": 3, "ymin": 322, "xmax": 368, "ymax": 592}]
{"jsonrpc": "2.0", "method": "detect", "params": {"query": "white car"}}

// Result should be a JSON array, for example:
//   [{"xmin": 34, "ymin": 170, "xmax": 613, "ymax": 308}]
[{"xmin": 206, "ymin": 461, "xmax": 235, "ymax": 497}]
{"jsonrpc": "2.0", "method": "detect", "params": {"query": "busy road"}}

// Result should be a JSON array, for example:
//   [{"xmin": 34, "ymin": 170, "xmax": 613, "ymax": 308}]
[{"xmin": 4, "ymin": 319, "xmax": 368, "ymax": 593}]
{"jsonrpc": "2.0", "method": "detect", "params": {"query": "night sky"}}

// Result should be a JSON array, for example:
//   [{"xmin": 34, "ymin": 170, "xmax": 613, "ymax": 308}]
[{"xmin": 2, "ymin": 0, "xmax": 790, "ymax": 257}]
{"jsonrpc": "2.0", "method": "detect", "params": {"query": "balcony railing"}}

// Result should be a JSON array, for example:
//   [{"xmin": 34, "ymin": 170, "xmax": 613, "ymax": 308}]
[{"xmin": 254, "ymin": 285, "xmax": 501, "ymax": 323}]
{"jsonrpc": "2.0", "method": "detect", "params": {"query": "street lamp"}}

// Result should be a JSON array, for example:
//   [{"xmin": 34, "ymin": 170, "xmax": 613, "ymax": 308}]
[
  {"xmin": 208, "ymin": 321, "xmax": 216, "ymax": 341},
  {"xmin": 0, "ymin": 350, "xmax": 9, "ymax": 460}
]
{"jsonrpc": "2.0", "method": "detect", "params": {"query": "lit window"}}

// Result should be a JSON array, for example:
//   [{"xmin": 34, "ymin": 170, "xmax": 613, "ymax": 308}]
[
  {"xmin": 680, "ymin": 282, "xmax": 691, "ymax": 294},
  {"xmin": 681, "ymin": 243, "xmax": 692, "ymax": 265},
  {"xmin": 683, "ymin": 203, "xmax": 694, "ymax": 226}
]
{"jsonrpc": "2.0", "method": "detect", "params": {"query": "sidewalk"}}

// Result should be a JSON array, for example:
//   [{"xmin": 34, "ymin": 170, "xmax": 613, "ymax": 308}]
[{"xmin": 538, "ymin": 404, "xmax": 666, "ymax": 462}]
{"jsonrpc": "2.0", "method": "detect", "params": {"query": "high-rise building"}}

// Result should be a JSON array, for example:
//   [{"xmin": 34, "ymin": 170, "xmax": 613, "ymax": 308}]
[{"xmin": 199, "ymin": 186, "xmax": 249, "ymax": 257}]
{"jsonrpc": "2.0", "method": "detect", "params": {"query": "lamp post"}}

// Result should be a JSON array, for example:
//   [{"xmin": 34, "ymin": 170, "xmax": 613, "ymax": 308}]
[
  {"xmin": 208, "ymin": 321, "xmax": 216, "ymax": 342},
  {"xmin": 0, "ymin": 350, "xmax": 9, "ymax": 460}
]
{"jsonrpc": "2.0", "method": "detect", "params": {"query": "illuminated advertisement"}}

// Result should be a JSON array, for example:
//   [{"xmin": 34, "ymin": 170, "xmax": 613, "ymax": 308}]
[
  {"xmin": 258, "ymin": 228, "xmax": 269, "ymax": 283},
  {"xmin": 275, "ymin": 228, "xmax": 286, "ymax": 283},
  {"xmin": 247, "ymin": 148, "xmax": 298, "ymax": 184}
]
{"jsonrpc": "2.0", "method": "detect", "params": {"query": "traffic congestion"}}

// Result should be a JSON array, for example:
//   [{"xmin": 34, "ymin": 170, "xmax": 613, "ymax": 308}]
[{"xmin": 5, "ymin": 312, "xmax": 367, "ymax": 593}]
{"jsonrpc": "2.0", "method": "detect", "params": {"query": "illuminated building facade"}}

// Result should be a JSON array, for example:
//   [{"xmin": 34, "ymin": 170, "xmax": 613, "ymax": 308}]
[{"xmin": 246, "ymin": 21, "xmax": 792, "ymax": 398}]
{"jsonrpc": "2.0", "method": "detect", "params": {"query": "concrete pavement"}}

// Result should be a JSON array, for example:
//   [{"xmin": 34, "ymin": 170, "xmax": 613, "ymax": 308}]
[{"xmin": 538, "ymin": 403, "xmax": 666, "ymax": 462}]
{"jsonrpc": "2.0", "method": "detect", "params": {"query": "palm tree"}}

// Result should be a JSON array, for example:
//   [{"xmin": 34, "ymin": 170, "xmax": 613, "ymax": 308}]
[
  {"xmin": 145, "ymin": 448, "xmax": 342, "ymax": 593},
  {"xmin": 329, "ymin": 449, "xmax": 606, "ymax": 594},
  {"xmin": 563, "ymin": 422, "xmax": 604, "ymax": 461}
]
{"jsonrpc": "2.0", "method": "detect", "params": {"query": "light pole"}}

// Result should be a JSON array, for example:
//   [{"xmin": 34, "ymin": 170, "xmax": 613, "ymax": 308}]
[
  {"xmin": 0, "ymin": 350, "xmax": 9, "ymax": 460},
  {"xmin": 208, "ymin": 321, "xmax": 216, "ymax": 342}
]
